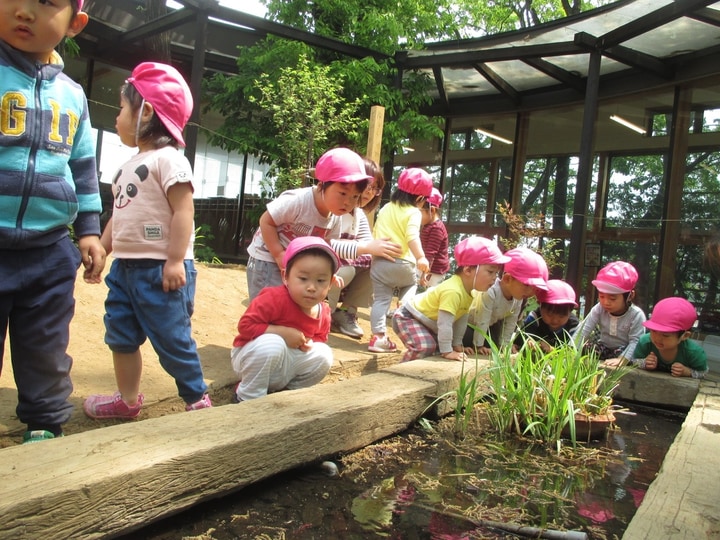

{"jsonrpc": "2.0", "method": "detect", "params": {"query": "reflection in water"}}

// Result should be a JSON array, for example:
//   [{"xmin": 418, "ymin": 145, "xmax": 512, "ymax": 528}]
[{"xmin": 122, "ymin": 404, "xmax": 682, "ymax": 539}]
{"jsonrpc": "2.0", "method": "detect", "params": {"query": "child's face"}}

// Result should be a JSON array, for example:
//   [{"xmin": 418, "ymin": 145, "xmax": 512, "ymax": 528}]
[
  {"xmin": 539, "ymin": 305, "xmax": 570, "ymax": 331},
  {"xmin": 359, "ymin": 181, "xmax": 379, "ymax": 208},
  {"xmin": 504, "ymin": 275, "xmax": 536, "ymax": 300},
  {"xmin": 320, "ymin": 182, "xmax": 362, "ymax": 216},
  {"xmin": 597, "ymin": 292, "xmax": 627, "ymax": 315},
  {"xmin": 648, "ymin": 330, "xmax": 684, "ymax": 356},
  {"xmin": 1, "ymin": 0, "xmax": 87, "ymax": 64},
  {"xmin": 471, "ymin": 264, "xmax": 500, "ymax": 292},
  {"xmin": 283, "ymin": 254, "xmax": 334, "ymax": 314},
  {"xmin": 115, "ymin": 95, "xmax": 138, "ymax": 148}
]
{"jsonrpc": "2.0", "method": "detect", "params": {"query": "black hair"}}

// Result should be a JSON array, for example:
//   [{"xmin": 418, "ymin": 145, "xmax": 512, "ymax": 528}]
[
  {"xmin": 286, "ymin": 247, "xmax": 336, "ymax": 276},
  {"xmin": 317, "ymin": 179, "xmax": 369, "ymax": 194},
  {"xmin": 391, "ymin": 189, "xmax": 425, "ymax": 207},
  {"xmin": 121, "ymin": 83, "xmax": 179, "ymax": 149},
  {"xmin": 540, "ymin": 303, "xmax": 574, "ymax": 317}
]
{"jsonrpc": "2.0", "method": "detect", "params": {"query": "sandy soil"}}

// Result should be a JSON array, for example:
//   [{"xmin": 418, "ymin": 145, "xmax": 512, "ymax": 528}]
[{"xmin": 0, "ymin": 260, "xmax": 400, "ymax": 447}]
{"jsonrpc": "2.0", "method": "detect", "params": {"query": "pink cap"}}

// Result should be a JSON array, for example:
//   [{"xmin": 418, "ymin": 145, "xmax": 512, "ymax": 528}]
[
  {"xmin": 427, "ymin": 187, "xmax": 443, "ymax": 207},
  {"xmin": 314, "ymin": 148, "xmax": 372, "ymax": 183},
  {"xmin": 644, "ymin": 297, "xmax": 697, "ymax": 332},
  {"xmin": 127, "ymin": 62, "xmax": 193, "ymax": 147},
  {"xmin": 537, "ymin": 279, "xmax": 578, "ymax": 307},
  {"xmin": 77, "ymin": 0, "xmax": 84, "ymax": 9},
  {"xmin": 282, "ymin": 236, "xmax": 340, "ymax": 274},
  {"xmin": 455, "ymin": 236, "xmax": 511, "ymax": 267},
  {"xmin": 503, "ymin": 247, "xmax": 549, "ymax": 290},
  {"xmin": 592, "ymin": 261, "xmax": 638, "ymax": 294},
  {"xmin": 398, "ymin": 168, "xmax": 433, "ymax": 197}
]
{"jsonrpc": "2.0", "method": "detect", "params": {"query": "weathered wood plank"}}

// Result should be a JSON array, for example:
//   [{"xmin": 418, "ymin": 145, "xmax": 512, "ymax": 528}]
[
  {"xmin": 0, "ymin": 359, "xmax": 469, "ymax": 540},
  {"xmin": 623, "ymin": 382, "xmax": 720, "ymax": 539}
]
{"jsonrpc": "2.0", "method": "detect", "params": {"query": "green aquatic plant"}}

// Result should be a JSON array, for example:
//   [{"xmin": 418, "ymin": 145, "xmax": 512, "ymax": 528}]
[{"xmin": 482, "ymin": 331, "xmax": 633, "ymax": 448}]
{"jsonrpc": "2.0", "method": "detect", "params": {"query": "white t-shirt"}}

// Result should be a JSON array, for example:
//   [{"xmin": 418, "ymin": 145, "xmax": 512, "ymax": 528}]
[
  {"xmin": 110, "ymin": 146, "xmax": 194, "ymax": 260},
  {"xmin": 247, "ymin": 186, "xmax": 341, "ymax": 263}
]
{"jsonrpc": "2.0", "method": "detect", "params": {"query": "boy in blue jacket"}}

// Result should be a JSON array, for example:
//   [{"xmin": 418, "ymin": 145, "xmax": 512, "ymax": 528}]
[{"xmin": 0, "ymin": 0, "xmax": 105, "ymax": 443}]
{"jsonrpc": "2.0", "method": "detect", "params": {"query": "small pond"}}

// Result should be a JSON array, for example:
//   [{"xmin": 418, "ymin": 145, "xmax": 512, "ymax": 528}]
[{"xmin": 122, "ymin": 402, "xmax": 683, "ymax": 539}]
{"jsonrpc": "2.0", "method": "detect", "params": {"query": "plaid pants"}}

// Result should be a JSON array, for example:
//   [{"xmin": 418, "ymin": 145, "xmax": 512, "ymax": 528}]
[{"xmin": 392, "ymin": 306, "xmax": 438, "ymax": 362}]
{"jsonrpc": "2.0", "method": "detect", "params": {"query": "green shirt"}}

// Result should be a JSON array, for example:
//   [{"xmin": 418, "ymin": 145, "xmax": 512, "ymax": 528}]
[{"xmin": 633, "ymin": 333, "xmax": 708, "ymax": 377}]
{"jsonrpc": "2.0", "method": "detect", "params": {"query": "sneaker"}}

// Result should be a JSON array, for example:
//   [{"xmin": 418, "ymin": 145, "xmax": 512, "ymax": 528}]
[
  {"xmin": 331, "ymin": 309, "xmax": 364, "ymax": 339},
  {"xmin": 368, "ymin": 335, "xmax": 398, "ymax": 353},
  {"xmin": 186, "ymin": 393, "xmax": 212, "ymax": 411},
  {"xmin": 83, "ymin": 392, "xmax": 144, "ymax": 419},
  {"xmin": 22, "ymin": 430, "xmax": 61, "ymax": 444}
]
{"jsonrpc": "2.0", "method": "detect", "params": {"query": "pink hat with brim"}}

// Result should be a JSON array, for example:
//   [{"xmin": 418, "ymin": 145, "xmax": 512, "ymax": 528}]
[
  {"xmin": 537, "ymin": 279, "xmax": 578, "ymax": 307},
  {"xmin": 282, "ymin": 236, "xmax": 340, "ymax": 274},
  {"xmin": 592, "ymin": 261, "xmax": 638, "ymax": 294},
  {"xmin": 127, "ymin": 62, "xmax": 193, "ymax": 147},
  {"xmin": 427, "ymin": 187, "xmax": 443, "ymax": 207},
  {"xmin": 398, "ymin": 168, "xmax": 433, "ymax": 197},
  {"xmin": 643, "ymin": 297, "xmax": 697, "ymax": 332},
  {"xmin": 503, "ymin": 247, "xmax": 549, "ymax": 290},
  {"xmin": 314, "ymin": 148, "xmax": 372, "ymax": 183},
  {"xmin": 455, "ymin": 236, "xmax": 510, "ymax": 267}
]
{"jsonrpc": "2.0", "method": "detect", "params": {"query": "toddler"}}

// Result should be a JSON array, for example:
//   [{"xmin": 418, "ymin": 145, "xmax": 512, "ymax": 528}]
[
  {"xmin": 1, "ymin": 0, "xmax": 105, "ymax": 443},
  {"xmin": 393, "ymin": 236, "xmax": 510, "ymax": 361},
  {"xmin": 419, "ymin": 188, "xmax": 450, "ymax": 288},
  {"xmin": 231, "ymin": 237, "xmax": 340, "ymax": 401},
  {"xmin": 84, "ymin": 62, "xmax": 211, "ymax": 419},
  {"xmin": 573, "ymin": 261, "xmax": 646, "ymax": 362},
  {"xmin": 463, "ymin": 246, "xmax": 549, "ymax": 354},
  {"xmin": 368, "ymin": 168, "xmax": 433, "ymax": 352},
  {"xmin": 516, "ymin": 279, "xmax": 580, "ymax": 352},
  {"xmin": 246, "ymin": 147, "xmax": 368, "ymax": 300},
  {"xmin": 630, "ymin": 297, "xmax": 707, "ymax": 378}
]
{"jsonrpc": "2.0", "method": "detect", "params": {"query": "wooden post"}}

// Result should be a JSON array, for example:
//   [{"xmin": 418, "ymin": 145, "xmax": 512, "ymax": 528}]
[{"xmin": 366, "ymin": 105, "xmax": 385, "ymax": 164}]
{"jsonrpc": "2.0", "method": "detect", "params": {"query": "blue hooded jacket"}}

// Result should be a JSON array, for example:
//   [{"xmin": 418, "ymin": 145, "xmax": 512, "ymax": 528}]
[{"xmin": 0, "ymin": 40, "xmax": 101, "ymax": 249}]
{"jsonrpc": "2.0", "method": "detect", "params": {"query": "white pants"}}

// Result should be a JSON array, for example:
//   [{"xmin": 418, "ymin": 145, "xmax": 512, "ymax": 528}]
[{"xmin": 230, "ymin": 334, "xmax": 333, "ymax": 401}]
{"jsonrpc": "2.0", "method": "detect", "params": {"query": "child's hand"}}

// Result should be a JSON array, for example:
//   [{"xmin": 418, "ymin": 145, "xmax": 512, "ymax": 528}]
[
  {"xmin": 603, "ymin": 357, "xmax": 625, "ymax": 368},
  {"xmin": 332, "ymin": 274, "xmax": 345, "ymax": 289},
  {"xmin": 277, "ymin": 327, "xmax": 308, "ymax": 349},
  {"xmin": 420, "ymin": 273, "xmax": 430, "ymax": 287},
  {"xmin": 78, "ymin": 235, "xmax": 106, "ymax": 283},
  {"xmin": 476, "ymin": 346, "xmax": 492, "ymax": 356},
  {"xmin": 299, "ymin": 338, "xmax": 314, "ymax": 352},
  {"xmin": 644, "ymin": 352, "xmax": 658, "ymax": 370},
  {"xmin": 670, "ymin": 362, "xmax": 690, "ymax": 377},
  {"xmin": 363, "ymin": 238, "xmax": 402, "ymax": 261},
  {"xmin": 162, "ymin": 260, "xmax": 186, "ymax": 292},
  {"xmin": 441, "ymin": 350, "xmax": 466, "ymax": 361},
  {"xmin": 416, "ymin": 256, "xmax": 429, "ymax": 274}
]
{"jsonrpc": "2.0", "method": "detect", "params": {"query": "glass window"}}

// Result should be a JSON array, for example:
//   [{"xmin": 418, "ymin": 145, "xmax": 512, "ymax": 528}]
[
  {"xmin": 444, "ymin": 161, "xmax": 491, "ymax": 225},
  {"xmin": 605, "ymin": 154, "xmax": 666, "ymax": 229}
]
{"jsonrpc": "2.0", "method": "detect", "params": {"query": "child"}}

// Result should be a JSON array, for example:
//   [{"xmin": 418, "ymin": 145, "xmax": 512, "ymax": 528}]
[
  {"xmin": 328, "ymin": 158, "xmax": 400, "ymax": 339},
  {"xmin": 516, "ymin": 279, "xmax": 580, "ymax": 352},
  {"xmin": 1, "ymin": 0, "xmax": 106, "ymax": 443},
  {"xmin": 463, "ymin": 246, "xmax": 549, "ymax": 354},
  {"xmin": 397, "ymin": 187, "xmax": 450, "ymax": 307},
  {"xmin": 83, "ymin": 62, "xmax": 211, "ymax": 419},
  {"xmin": 246, "ymin": 147, "xmax": 374, "ymax": 301},
  {"xmin": 231, "ymin": 236, "xmax": 340, "ymax": 401},
  {"xmin": 573, "ymin": 261, "xmax": 646, "ymax": 362},
  {"xmin": 368, "ymin": 168, "xmax": 433, "ymax": 352},
  {"xmin": 631, "ymin": 297, "xmax": 707, "ymax": 378},
  {"xmin": 392, "ymin": 236, "xmax": 510, "ymax": 361},
  {"xmin": 419, "ymin": 187, "xmax": 450, "ymax": 288}
]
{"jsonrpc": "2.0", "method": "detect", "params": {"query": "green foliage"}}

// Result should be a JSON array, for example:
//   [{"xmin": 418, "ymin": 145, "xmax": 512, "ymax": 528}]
[
  {"xmin": 194, "ymin": 224, "xmax": 222, "ymax": 264},
  {"xmin": 482, "ymin": 331, "xmax": 633, "ymax": 449},
  {"xmin": 248, "ymin": 53, "xmax": 362, "ymax": 193}
]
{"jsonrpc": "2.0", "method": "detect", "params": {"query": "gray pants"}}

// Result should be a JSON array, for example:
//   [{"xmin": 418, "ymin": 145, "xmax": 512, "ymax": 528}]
[{"xmin": 370, "ymin": 257, "xmax": 417, "ymax": 335}]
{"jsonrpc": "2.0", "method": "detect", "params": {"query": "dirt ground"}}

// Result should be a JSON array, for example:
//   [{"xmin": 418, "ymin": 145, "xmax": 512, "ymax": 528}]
[{"xmin": 0, "ymin": 260, "xmax": 402, "ymax": 448}]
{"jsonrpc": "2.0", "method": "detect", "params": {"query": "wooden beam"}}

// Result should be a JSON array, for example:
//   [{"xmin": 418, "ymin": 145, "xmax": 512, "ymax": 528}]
[
  {"xmin": 473, "ymin": 62, "xmax": 521, "ymax": 105},
  {"xmin": 366, "ymin": 105, "xmax": 385, "ymax": 165}
]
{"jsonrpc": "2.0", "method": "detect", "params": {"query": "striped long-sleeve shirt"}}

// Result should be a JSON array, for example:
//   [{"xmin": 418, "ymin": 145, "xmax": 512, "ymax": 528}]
[{"xmin": 0, "ymin": 40, "xmax": 101, "ymax": 249}]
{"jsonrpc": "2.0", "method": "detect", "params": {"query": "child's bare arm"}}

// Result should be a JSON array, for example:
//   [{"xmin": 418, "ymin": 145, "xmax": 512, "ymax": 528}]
[
  {"xmin": 258, "ymin": 212, "xmax": 285, "ymax": 268},
  {"xmin": 408, "ymin": 238, "xmax": 429, "ymax": 273},
  {"xmin": 164, "ymin": 183, "xmax": 194, "ymax": 292}
]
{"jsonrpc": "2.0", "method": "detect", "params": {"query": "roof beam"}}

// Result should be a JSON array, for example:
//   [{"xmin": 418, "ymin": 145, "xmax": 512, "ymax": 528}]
[
  {"xmin": 688, "ymin": 6, "xmax": 720, "ymax": 27},
  {"xmin": 115, "ymin": 9, "xmax": 197, "ymax": 44},
  {"xmin": 574, "ymin": 32, "xmax": 673, "ymax": 79},
  {"xmin": 598, "ymin": 0, "xmax": 718, "ymax": 48},
  {"xmin": 432, "ymin": 67, "xmax": 449, "ymax": 109},
  {"xmin": 473, "ymin": 63, "xmax": 521, "ymax": 105},
  {"xmin": 522, "ymin": 58, "xmax": 585, "ymax": 93},
  {"xmin": 401, "ymin": 42, "xmax": 580, "ymax": 70}
]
